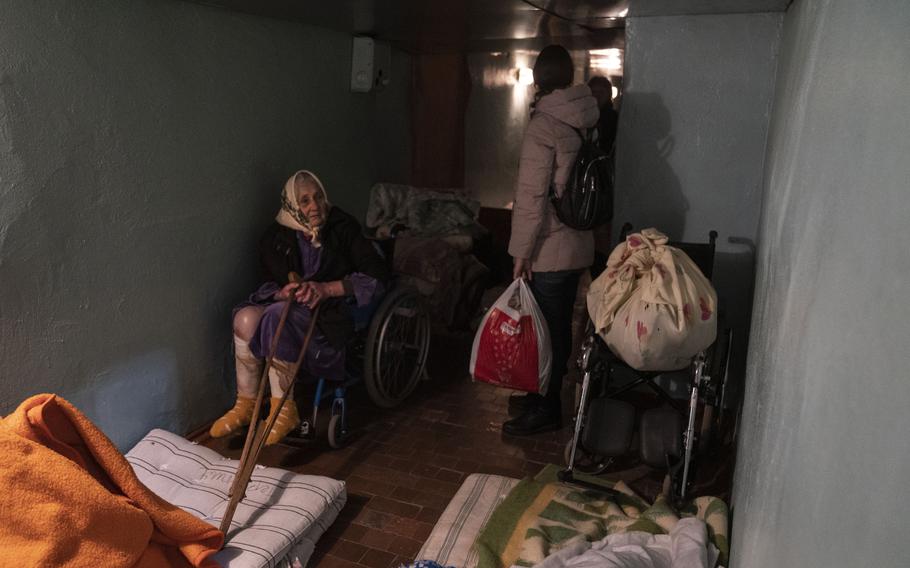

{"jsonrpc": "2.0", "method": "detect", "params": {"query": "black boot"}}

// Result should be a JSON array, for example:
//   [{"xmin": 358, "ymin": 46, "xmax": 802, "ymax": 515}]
[
  {"xmin": 508, "ymin": 392, "xmax": 543, "ymax": 415},
  {"xmin": 503, "ymin": 405, "xmax": 561, "ymax": 436}
]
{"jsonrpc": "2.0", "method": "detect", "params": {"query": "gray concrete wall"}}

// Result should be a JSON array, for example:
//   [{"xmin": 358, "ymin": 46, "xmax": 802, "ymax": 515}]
[
  {"xmin": 616, "ymin": 13, "xmax": 781, "ymax": 245},
  {"xmin": 615, "ymin": 13, "xmax": 782, "ymax": 392},
  {"xmin": 630, "ymin": 0, "xmax": 790, "ymax": 17},
  {"xmin": 0, "ymin": 0, "xmax": 410, "ymax": 449},
  {"xmin": 731, "ymin": 1, "xmax": 910, "ymax": 566}
]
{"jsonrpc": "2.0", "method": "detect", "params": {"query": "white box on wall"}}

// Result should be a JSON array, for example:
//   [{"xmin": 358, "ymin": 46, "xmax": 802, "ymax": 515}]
[{"xmin": 351, "ymin": 36, "xmax": 391, "ymax": 93}]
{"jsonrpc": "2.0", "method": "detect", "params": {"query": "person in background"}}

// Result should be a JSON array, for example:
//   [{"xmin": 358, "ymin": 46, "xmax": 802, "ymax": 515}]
[
  {"xmin": 210, "ymin": 171, "xmax": 389, "ymax": 445},
  {"xmin": 505, "ymin": 45, "xmax": 599, "ymax": 436},
  {"xmin": 587, "ymin": 75, "xmax": 619, "ymax": 278},
  {"xmin": 587, "ymin": 75, "xmax": 618, "ymax": 154}
]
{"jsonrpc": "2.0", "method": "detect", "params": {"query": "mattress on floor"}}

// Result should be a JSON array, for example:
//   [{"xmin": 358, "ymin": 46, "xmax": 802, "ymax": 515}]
[
  {"xmin": 417, "ymin": 473, "xmax": 520, "ymax": 568},
  {"xmin": 126, "ymin": 429, "xmax": 345, "ymax": 568}
]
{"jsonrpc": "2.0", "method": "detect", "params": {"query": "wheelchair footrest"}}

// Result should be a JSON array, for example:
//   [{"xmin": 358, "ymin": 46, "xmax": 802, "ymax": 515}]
[{"xmin": 284, "ymin": 420, "xmax": 316, "ymax": 442}]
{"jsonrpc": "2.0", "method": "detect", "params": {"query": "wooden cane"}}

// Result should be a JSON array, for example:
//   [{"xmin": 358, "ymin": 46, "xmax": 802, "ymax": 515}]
[
  {"xmin": 219, "ymin": 302, "xmax": 321, "ymax": 537},
  {"xmin": 227, "ymin": 274, "xmax": 300, "ymax": 502},
  {"xmin": 226, "ymin": 302, "xmax": 320, "ymax": 497},
  {"xmin": 246, "ymin": 304, "xmax": 321, "ymax": 460}
]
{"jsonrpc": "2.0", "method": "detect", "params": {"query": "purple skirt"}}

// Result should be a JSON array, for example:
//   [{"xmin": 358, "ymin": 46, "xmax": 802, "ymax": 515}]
[{"xmin": 247, "ymin": 300, "xmax": 345, "ymax": 382}]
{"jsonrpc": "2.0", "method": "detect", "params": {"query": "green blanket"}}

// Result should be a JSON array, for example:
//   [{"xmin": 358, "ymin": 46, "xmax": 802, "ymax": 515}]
[{"xmin": 473, "ymin": 466, "xmax": 729, "ymax": 568}]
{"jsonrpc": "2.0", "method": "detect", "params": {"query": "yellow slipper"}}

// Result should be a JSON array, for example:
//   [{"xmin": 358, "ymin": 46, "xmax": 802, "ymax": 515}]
[
  {"xmin": 209, "ymin": 396, "xmax": 256, "ymax": 438},
  {"xmin": 265, "ymin": 397, "xmax": 300, "ymax": 446}
]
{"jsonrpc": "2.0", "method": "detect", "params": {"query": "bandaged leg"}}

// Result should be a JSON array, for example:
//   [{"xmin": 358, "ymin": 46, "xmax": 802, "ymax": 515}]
[
  {"xmin": 234, "ymin": 334, "xmax": 261, "ymax": 397},
  {"xmin": 265, "ymin": 359, "xmax": 300, "ymax": 445},
  {"xmin": 209, "ymin": 334, "xmax": 261, "ymax": 438}
]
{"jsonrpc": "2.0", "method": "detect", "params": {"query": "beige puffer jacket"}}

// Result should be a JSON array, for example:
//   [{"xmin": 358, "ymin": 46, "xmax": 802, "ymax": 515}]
[{"xmin": 508, "ymin": 85, "xmax": 600, "ymax": 272}]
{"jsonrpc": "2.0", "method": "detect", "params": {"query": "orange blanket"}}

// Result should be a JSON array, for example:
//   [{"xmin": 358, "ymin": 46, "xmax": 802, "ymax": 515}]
[{"xmin": 0, "ymin": 394, "xmax": 223, "ymax": 567}]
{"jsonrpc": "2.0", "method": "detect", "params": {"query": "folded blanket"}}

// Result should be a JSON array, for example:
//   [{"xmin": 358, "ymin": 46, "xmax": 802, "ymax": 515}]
[
  {"xmin": 365, "ymin": 183, "xmax": 482, "ymax": 237},
  {"xmin": 473, "ymin": 477, "xmax": 728, "ymax": 568},
  {"xmin": 0, "ymin": 394, "xmax": 223, "ymax": 567}
]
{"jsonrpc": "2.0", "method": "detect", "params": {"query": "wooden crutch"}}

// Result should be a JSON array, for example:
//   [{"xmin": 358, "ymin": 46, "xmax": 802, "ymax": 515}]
[
  {"xmin": 219, "ymin": 297, "xmax": 321, "ymax": 536},
  {"xmin": 225, "ymin": 274, "xmax": 300, "ymax": 506}
]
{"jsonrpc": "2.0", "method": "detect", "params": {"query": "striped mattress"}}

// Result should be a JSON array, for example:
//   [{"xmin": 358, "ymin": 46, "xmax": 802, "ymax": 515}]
[{"xmin": 417, "ymin": 473, "xmax": 520, "ymax": 568}]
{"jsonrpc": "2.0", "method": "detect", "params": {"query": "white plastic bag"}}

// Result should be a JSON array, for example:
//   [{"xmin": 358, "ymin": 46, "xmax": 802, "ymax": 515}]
[
  {"xmin": 587, "ymin": 229, "xmax": 717, "ymax": 371},
  {"xmin": 470, "ymin": 278, "xmax": 552, "ymax": 394}
]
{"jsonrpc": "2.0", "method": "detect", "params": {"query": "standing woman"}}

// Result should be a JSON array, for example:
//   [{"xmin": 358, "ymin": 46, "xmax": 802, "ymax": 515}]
[{"xmin": 505, "ymin": 45, "xmax": 599, "ymax": 436}]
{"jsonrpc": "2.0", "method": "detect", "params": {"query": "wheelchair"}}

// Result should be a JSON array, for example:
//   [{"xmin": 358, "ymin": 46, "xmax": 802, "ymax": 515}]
[
  {"xmin": 559, "ymin": 224, "xmax": 734, "ymax": 503},
  {"xmin": 285, "ymin": 244, "xmax": 432, "ymax": 449}
]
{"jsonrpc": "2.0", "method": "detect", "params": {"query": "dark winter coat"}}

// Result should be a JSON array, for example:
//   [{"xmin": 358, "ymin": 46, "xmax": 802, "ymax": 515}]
[{"xmin": 258, "ymin": 207, "xmax": 390, "ymax": 347}]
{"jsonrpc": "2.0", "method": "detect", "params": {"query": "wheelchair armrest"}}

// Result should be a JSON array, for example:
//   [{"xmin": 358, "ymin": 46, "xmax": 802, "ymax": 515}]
[{"xmin": 349, "ymin": 289, "xmax": 386, "ymax": 332}]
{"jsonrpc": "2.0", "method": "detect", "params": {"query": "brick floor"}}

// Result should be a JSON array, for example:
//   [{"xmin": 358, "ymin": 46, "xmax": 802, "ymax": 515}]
[{"xmin": 201, "ymin": 328, "xmax": 735, "ymax": 567}]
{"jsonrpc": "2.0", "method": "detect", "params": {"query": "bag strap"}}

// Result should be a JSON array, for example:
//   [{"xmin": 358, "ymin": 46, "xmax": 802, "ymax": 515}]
[
  {"xmin": 571, "ymin": 126, "xmax": 596, "ymax": 142},
  {"xmin": 549, "ymin": 126, "xmax": 594, "ymax": 202}
]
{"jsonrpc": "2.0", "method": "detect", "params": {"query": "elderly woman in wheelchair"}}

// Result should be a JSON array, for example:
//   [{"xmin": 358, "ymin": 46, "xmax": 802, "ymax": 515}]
[{"xmin": 210, "ymin": 170, "xmax": 390, "ymax": 446}]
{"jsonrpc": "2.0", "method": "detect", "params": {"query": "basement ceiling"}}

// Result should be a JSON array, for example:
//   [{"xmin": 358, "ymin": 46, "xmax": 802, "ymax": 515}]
[
  {"xmin": 186, "ymin": 0, "xmax": 792, "ymax": 53},
  {"xmin": 188, "ymin": 0, "xmax": 630, "ymax": 53}
]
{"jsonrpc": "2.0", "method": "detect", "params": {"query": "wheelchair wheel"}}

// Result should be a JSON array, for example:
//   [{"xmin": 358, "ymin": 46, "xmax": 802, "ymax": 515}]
[
  {"xmin": 327, "ymin": 414, "xmax": 347, "ymax": 449},
  {"xmin": 364, "ymin": 286, "xmax": 431, "ymax": 408},
  {"xmin": 698, "ymin": 328, "xmax": 733, "ymax": 454}
]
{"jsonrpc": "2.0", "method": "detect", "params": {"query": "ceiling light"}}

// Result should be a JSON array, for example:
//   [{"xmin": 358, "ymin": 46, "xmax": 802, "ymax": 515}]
[{"xmin": 589, "ymin": 48, "xmax": 623, "ymax": 71}]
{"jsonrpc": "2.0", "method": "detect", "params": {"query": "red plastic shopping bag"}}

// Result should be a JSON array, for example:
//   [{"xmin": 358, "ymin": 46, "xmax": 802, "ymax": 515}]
[{"xmin": 470, "ymin": 278, "xmax": 552, "ymax": 394}]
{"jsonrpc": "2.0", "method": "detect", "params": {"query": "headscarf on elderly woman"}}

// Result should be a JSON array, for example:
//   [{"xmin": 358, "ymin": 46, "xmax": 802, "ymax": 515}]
[{"xmin": 210, "ymin": 170, "xmax": 390, "ymax": 445}]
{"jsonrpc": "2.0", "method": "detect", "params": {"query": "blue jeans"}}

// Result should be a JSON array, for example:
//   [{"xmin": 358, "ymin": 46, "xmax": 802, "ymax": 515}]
[{"xmin": 528, "ymin": 270, "xmax": 582, "ymax": 415}]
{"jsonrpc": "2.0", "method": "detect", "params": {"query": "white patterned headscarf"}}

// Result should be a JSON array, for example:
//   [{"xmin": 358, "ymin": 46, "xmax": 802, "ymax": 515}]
[{"xmin": 276, "ymin": 170, "xmax": 331, "ymax": 247}]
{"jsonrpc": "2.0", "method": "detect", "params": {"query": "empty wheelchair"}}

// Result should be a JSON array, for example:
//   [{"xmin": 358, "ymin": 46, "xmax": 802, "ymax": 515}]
[{"xmin": 560, "ymin": 224, "xmax": 734, "ymax": 503}]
